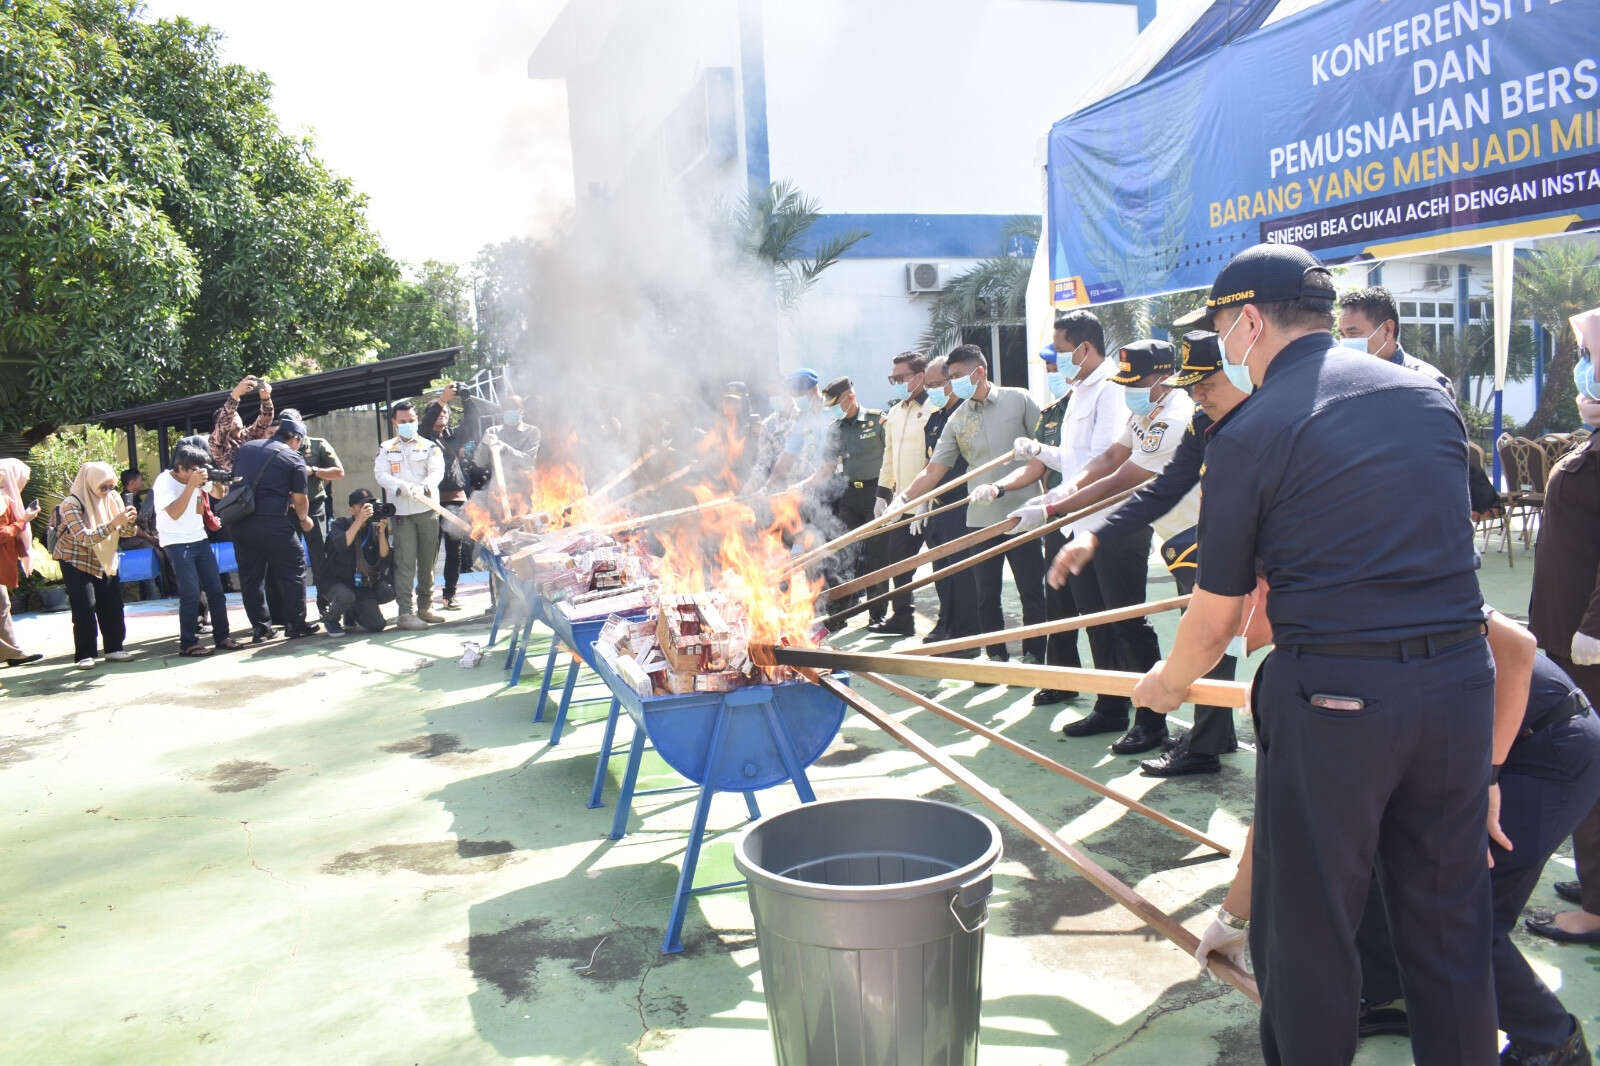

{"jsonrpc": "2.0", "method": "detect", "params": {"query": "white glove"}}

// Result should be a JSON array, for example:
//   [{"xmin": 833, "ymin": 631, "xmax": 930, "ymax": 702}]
[
  {"xmin": 1012, "ymin": 437, "xmax": 1043, "ymax": 459},
  {"xmin": 873, "ymin": 497, "xmax": 889, "ymax": 519},
  {"xmin": 908, "ymin": 502, "xmax": 930, "ymax": 538},
  {"xmin": 1572, "ymin": 631, "xmax": 1600, "ymax": 666},
  {"xmin": 971, "ymin": 482, "xmax": 1003, "ymax": 504},
  {"xmin": 399, "ymin": 483, "xmax": 422, "ymax": 499},
  {"xmin": 1009, "ymin": 497, "xmax": 1050, "ymax": 532},
  {"xmin": 1194, "ymin": 916, "xmax": 1249, "ymax": 977}
]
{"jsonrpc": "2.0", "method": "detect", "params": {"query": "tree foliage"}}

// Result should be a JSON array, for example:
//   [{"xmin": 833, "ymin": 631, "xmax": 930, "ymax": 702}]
[
  {"xmin": 920, "ymin": 218, "xmax": 1038, "ymax": 357},
  {"xmin": 0, "ymin": 0, "xmax": 398, "ymax": 435},
  {"xmin": 373, "ymin": 260, "xmax": 475, "ymax": 362},
  {"xmin": 731, "ymin": 180, "xmax": 867, "ymax": 309},
  {"xmin": 472, "ymin": 237, "xmax": 541, "ymax": 370}
]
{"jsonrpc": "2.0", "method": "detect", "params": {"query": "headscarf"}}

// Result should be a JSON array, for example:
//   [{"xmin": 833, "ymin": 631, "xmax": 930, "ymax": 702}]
[
  {"xmin": 67, "ymin": 461, "xmax": 123, "ymax": 576},
  {"xmin": 0, "ymin": 458, "xmax": 32, "ymax": 575}
]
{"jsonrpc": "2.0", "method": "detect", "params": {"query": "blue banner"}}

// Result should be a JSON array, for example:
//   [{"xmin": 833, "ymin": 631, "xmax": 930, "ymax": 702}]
[{"xmin": 1048, "ymin": 0, "xmax": 1600, "ymax": 306}]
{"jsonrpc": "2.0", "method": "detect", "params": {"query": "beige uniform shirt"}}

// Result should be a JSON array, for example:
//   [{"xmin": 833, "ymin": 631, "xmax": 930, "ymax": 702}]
[{"xmin": 878, "ymin": 397, "xmax": 932, "ymax": 494}]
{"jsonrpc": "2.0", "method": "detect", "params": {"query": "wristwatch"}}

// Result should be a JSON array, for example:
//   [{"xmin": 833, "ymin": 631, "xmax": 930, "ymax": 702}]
[{"xmin": 1217, "ymin": 905, "xmax": 1249, "ymax": 930}]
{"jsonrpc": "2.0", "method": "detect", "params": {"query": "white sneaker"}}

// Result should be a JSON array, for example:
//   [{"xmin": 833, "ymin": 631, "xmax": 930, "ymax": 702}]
[
  {"xmin": 104, "ymin": 650, "xmax": 133, "ymax": 662},
  {"xmin": 398, "ymin": 614, "xmax": 428, "ymax": 631},
  {"xmin": 75, "ymin": 658, "xmax": 95, "ymax": 670}
]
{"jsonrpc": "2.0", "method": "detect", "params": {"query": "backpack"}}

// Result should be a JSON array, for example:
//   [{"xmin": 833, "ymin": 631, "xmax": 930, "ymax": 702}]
[{"xmin": 45, "ymin": 500, "xmax": 69, "ymax": 554}]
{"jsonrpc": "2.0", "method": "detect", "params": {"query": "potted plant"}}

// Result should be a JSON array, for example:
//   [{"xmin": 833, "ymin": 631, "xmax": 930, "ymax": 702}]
[{"xmin": 19, "ymin": 537, "xmax": 67, "ymax": 612}]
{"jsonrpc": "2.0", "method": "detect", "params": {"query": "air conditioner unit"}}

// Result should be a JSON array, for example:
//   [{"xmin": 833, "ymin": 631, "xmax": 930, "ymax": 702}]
[
  {"xmin": 1423, "ymin": 264, "xmax": 1452, "ymax": 289},
  {"xmin": 906, "ymin": 262, "xmax": 952, "ymax": 294}
]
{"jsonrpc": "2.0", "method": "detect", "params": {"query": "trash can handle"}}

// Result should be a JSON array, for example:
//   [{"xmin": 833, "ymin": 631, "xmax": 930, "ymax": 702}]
[{"xmin": 949, "ymin": 872, "xmax": 992, "ymax": 934}]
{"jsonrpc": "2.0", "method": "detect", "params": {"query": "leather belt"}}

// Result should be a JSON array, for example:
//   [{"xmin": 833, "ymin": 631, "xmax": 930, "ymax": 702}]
[
  {"xmin": 1286, "ymin": 622, "xmax": 1486, "ymax": 661},
  {"xmin": 1526, "ymin": 690, "xmax": 1594, "ymax": 736},
  {"xmin": 849, "ymin": 480, "xmax": 874, "ymax": 490}
]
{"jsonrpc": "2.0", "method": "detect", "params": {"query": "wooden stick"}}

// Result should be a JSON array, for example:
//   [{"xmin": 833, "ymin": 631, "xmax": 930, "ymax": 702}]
[
  {"xmin": 779, "ymin": 450, "xmax": 1023, "ymax": 577},
  {"xmin": 801, "ymin": 668, "xmax": 1259, "ymax": 1002},
  {"xmin": 916, "ymin": 595, "xmax": 1191, "ymax": 657},
  {"xmin": 857, "ymin": 671, "xmax": 1230, "ymax": 856},
  {"xmin": 412, "ymin": 493, "xmax": 475, "ymax": 536},
  {"xmin": 870, "ymin": 495, "xmax": 970, "ymax": 539},
  {"xmin": 586, "ymin": 494, "xmax": 741, "ymax": 537},
  {"xmin": 587, "ymin": 446, "xmax": 659, "ymax": 503},
  {"xmin": 604, "ymin": 461, "xmax": 696, "ymax": 512},
  {"xmin": 821, "ymin": 519, "xmax": 1015, "ymax": 600},
  {"xmin": 760, "ymin": 646, "xmax": 1251, "ymax": 709},
  {"xmin": 819, "ymin": 489, "xmax": 1134, "ymax": 621},
  {"xmin": 489, "ymin": 443, "xmax": 511, "ymax": 518}
]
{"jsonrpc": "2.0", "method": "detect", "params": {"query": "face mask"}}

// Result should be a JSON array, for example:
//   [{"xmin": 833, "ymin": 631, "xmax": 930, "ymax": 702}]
[
  {"xmin": 1218, "ymin": 312, "xmax": 1257, "ymax": 395},
  {"xmin": 1338, "ymin": 325, "xmax": 1381, "ymax": 355},
  {"xmin": 1066, "ymin": 342, "xmax": 1087, "ymax": 368},
  {"xmin": 924, "ymin": 386, "xmax": 948, "ymax": 408},
  {"xmin": 1124, "ymin": 386, "xmax": 1154, "ymax": 417},
  {"xmin": 1046, "ymin": 371, "xmax": 1070, "ymax": 399},
  {"xmin": 950, "ymin": 373, "xmax": 977, "ymax": 401},
  {"xmin": 1574, "ymin": 355, "xmax": 1600, "ymax": 401},
  {"xmin": 397, "ymin": 422, "xmax": 418, "ymax": 440},
  {"xmin": 888, "ymin": 382, "xmax": 910, "ymax": 403},
  {"xmin": 828, "ymin": 404, "xmax": 848, "ymax": 421},
  {"xmin": 502, "ymin": 411, "xmax": 520, "ymax": 426},
  {"xmin": 1225, "ymin": 601, "xmax": 1258, "ymax": 659}
]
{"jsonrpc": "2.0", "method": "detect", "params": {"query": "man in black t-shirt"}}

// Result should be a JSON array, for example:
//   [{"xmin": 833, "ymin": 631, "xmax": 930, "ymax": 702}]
[
  {"xmin": 231, "ymin": 417, "xmax": 317, "ymax": 641},
  {"xmin": 323, "ymin": 488, "xmax": 391, "ymax": 634}
]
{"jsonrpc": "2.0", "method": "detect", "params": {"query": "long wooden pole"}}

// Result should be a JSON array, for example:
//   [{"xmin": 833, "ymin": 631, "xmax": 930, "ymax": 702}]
[
  {"xmin": 915, "ymin": 595, "xmax": 1191, "ymax": 657},
  {"xmin": 760, "ymin": 646, "xmax": 1251, "ymax": 709},
  {"xmin": 489, "ymin": 444, "xmax": 511, "ymax": 519},
  {"xmin": 413, "ymin": 493, "xmax": 475, "ymax": 537},
  {"xmin": 587, "ymin": 494, "xmax": 740, "ymax": 537},
  {"xmin": 779, "ymin": 450, "xmax": 1022, "ymax": 577},
  {"xmin": 587, "ymin": 446, "xmax": 658, "ymax": 503},
  {"xmin": 822, "ymin": 519, "xmax": 1015, "ymax": 601},
  {"xmin": 819, "ymin": 488, "xmax": 1133, "ymax": 622},
  {"xmin": 801, "ymin": 668, "xmax": 1259, "ymax": 1002},
  {"xmin": 857, "ymin": 671, "xmax": 1230, "ymax": 856},
  {"xmin": 605, "ymin": 461, "xmax": 696, "ymax": 512},
  {"xmin": 869, "ymin": 495, "xmax": 970, "ymax": 539}
]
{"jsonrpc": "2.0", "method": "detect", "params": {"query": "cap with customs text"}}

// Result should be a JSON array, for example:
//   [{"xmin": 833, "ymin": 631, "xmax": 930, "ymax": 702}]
[
  {"xmin": 822, "ymin": 376, "xmax": 854, "ymax": 405},
  {"xmin": 1163, "ymin": 331, "xmax": 1224, "ymax": 387},
  {"xmin": 1175, "ymin": 243, "xmax": 1335, "ymax": 332},
  {"xmin": 1109, "ymin": 339, "xmax": 1177, "ymax": 385},
  {"xmin": 348, "ymin": 487, "xmax": 377, "ymax": 508}
]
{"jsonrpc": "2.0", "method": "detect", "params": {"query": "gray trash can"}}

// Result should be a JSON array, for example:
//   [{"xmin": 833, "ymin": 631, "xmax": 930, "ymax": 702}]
[{"xmin": 734, "ymin": 797, "xmax": 1003, "ymax": 1066}]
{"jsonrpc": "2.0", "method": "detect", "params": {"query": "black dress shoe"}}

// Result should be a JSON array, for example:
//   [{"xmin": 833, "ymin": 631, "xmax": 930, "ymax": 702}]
[
  {"xmin": 936, "ymin": 647, "xmax": 981, "ymax": 660},
  {"xmin": 5, "ymin": 653, "xmax": 44, "ymax": 667},
  {"xmin": 867, "ymin": 616, "xmax": 915, "ymax": 636},
  {"xmin": 1501, "ymin": 1016, "xmax": 1590, "ymax": 1065},
  {"xmin": 251, "ymin": 625, "xmax": 279, "ymax": 644},
  {"xmin": 1140, "ymin": 746, "xmax": 1222, "ymax": 777},
  {"xmin": 286, "ymin": 622, "xmax": 322, "ymax": 639},
  {"xmin": 1553, "ymin": 880, "xmax": 1583, "ymax": 905},
  {"xmin": 1356, "ymin": 998, "xmax": 1409, "ymax": 1039},
  {"xmin": 1111, "ymin": 721, "xmax": 1169, "ymax": 755},
  {"xmin": 1061, "ymin": 709, "xmax": 1129, "ymax": 738},
  {"xmin": 923, "ymin": 627, "xmax": 949, "ymax": 643},
  {"xmin": 1524, "ymin": 915, "xmax": 1600, "ymax": 944},
  {"xmin": 1033, "ymin": 689, "xmax": 1075, "ymax": 706}
]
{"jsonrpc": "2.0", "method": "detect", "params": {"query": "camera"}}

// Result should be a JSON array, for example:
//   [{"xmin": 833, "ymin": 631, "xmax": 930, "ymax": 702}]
[
  {"xmin": 206, "ymin": 467, "xmax": 232, "ymax": 484},
  {"xmin": 369, "ymin": 501, "xmax": 397, "ymax": 521}
]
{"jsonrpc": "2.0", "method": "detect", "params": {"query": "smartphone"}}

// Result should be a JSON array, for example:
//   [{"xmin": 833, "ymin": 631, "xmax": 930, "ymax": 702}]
[{"xmin": 1310, "ymin": 693, "xmax": 1366, "ymax": 712}]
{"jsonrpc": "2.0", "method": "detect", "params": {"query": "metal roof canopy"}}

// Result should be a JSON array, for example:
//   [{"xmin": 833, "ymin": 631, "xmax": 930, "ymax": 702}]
[{"xmin": 90, "ymin": 347, "xmax": 462, "ymax": 469}]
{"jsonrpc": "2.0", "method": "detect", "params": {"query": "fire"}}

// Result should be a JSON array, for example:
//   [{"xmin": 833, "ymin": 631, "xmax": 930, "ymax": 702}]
[{"xmin": 654, "ymin": 482, "xmax": 822, "ymax": 648}]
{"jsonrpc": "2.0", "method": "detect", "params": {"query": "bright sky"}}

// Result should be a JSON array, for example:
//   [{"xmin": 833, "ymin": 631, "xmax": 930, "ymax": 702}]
[{"xmin": 139, "ymin": 0, "xmax": 576, "ymax": 267}]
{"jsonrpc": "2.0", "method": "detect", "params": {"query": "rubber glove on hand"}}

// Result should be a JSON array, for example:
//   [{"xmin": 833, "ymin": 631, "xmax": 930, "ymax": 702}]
[
  {"xmin": 1008, "ymin": 497, "xmax": 1050, "ymax": 532},
  {"xmin": 1572, "ymin": 631, "xmax": 1600, "ymax": 666},
  {"xmin": 1194, "ymin": 916, "xmax": 1249, "ymax": 977},
  {"xmin": 873, "ymin": 497, "xmax": 889, "ymax": 519},
  {"xmin": 970, "ymin": 482, "xmax": 1003, "ymax": 504},
  {"xmin": 908, "ymin": 502, "xmax": 931, "ymax": 538},
  {"xmin": 1012, "ymin": 437, "xmax": 1043, "ymax": 459}
]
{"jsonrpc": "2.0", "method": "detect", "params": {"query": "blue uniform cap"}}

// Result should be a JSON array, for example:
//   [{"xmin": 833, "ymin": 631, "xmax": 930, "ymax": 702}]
[{"xmin": 786, "ymin": 368, "xmax": 820, "ymax": 391}]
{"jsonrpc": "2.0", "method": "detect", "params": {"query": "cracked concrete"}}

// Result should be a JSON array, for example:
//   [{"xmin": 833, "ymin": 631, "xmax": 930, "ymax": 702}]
[{"xmin": 1, "ymin": 562, "xmax": 1593, "ymax": 1064}]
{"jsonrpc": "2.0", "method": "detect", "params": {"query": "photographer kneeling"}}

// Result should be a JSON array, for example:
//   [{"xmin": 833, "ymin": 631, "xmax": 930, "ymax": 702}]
[
  {"xmin": 155, "ymin": 445, "xmax": 242, "ymax": 656},
  {"xmin": 323, "ymin": 488, "xmax": 394, "ymax": 635}
]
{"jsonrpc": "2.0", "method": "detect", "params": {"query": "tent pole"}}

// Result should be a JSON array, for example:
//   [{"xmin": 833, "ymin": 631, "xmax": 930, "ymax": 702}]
[{"xmin": 1492, "ymin": 390, "xmax": 1504, "ymax": 488}]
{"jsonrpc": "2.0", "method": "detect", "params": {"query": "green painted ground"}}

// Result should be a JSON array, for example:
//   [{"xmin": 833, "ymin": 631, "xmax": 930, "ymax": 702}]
[{"xmin": 1, "ymin": 550, "xmax": 1594, "ymax": 1065}]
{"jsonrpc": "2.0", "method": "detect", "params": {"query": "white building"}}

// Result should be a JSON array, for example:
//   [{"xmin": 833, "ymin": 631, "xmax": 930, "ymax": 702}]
[{"xmin": 528, "ymin": 0, "xmax": 1157, "ymax": 409}]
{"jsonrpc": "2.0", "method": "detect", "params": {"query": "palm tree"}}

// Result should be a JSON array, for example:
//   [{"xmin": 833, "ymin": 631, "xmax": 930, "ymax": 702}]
[
  {"xmin": 1515, "ymin": 236, "xmax": 1600, "ymax": 435},
  {"xmin": 731, "ymin": 181, "xmax": 867, "ymax": 308},
  {"xmin": 920, "ymin": 218, "xmax": 1039, "ymax": 356}
]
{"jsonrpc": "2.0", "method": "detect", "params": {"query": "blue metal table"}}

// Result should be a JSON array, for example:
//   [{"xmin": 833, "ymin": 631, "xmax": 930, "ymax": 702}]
[
  {"xmin": 534, "ymin": 599, "xmax": 649, "ymax": 743},
  {"xmin": 588, "ymin": 651, "xmax": 848, "ymax": 953}
]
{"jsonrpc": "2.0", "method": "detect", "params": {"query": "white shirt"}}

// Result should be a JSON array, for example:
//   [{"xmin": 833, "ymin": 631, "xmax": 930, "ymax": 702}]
[
  {"xmin": 1056, "ymin": 359, "xmax": 1127, "ymax": 486},
  {"xmin": 1111, "ymin": 389, "xmax": 1199, "ymax": 542},
  {"xmin": 373, "ymin": 435, "xmax": 444, "ymax": 517},
  {"xmin": 152, "ymin": 470, "xmax": 207, "ymax": 546}
]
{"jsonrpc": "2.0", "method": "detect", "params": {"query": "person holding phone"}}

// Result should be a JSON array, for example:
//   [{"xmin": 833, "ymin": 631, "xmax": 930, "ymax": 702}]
[{"xmin": 50, "ymin": 461, "xmax": 140, "ymax": 669}]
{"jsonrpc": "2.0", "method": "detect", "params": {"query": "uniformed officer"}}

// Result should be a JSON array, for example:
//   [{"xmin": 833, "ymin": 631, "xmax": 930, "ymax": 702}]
[
  {"xmin": 872, "ymin": 353, "xmax": 933, "ymax": 636},
  {"xmin": 1132, "ymin": 243, "xmax": 1497, "ymax": 1065},
  {"xmin": 806, "ymin": 376, "xmax": 888, "ymax": 625},
  {"xmin": 373, "ymin": 400, "xmax": 446, "ymax": 631},
  {"xmin": 1049, "ymin": 331, "xmax": 1248, "ymax": 775},
  {"xmin": 918, "ymin": 355, "xmax": 980, "ymax": 647}
]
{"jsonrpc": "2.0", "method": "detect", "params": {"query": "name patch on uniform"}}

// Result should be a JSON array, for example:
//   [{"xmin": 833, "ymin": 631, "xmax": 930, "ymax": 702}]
[{"xmin": 1140, "ymin": 422, "xmax": 1168, "ymax": 453}]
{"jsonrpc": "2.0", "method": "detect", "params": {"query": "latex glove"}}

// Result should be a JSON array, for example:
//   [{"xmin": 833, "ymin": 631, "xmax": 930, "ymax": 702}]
[
  {"xmin": 1008, "ymin": 497, "xmax": 1050, "ymax": 532},
  {"xmin": 1572, "ymin": 631, "xmax": 1600, "ymax": 666},
  {"xmin": 908, "ymin": 503, "xmax": 931, "ymax": 538},
  {"xmin": 398, "ymin": 482, "xmax": 422, "ymax": 499},
  {"xmin": 1012, "ymin": 437, "xmax": 1043, "ymax": 459},
  {"xmin": 971, "ymin": 482, "xmax": 1003, "ymax": 504},
  {"xmin": 1194, "ymin": 917, "xmax": 1249, "ymax": 977},
  {"xmin": 873, "ymin": 497, "xmax": 889, "ymax": 519}
]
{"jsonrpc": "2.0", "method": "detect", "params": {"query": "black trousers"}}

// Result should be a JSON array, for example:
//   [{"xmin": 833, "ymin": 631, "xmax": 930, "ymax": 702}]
[
  {"xmin": 1551, "ymin": 656, "xmax": 1600, "ymax": 915},
  {"xmin": 325, "ymin": 581, "xmax": 387, "ymax": 633},
  {"xmin": 1041, "ymin": 530, "xmax": 1083, "ymax": 669},
  {"xmin": 924, "ymin": 507, "xmax": 979, "ymax": 638},
  {"xmin": 881, "ymin": 523, "xmax": 922, "ymax": 620},
  {"xmin": 831, "ymin": 482, "xmax": 888, "ymax": 621},
  {"xmin": 1065, "ymin": 526, "xmax": 1157, "ymax": 720},
  {"xmin": 1359, "ymin": 711, "xmax": 1600, "ymax": 1048},
  {"xmin": 970, "ymin": 536, "xmax": 1046, "ymax": 661},
  {"xmin": 1250, "ymin": 638, "xmax": 1498, "ymax": 1066},
  {"xmin": 62, "ymin": 562, "xmax": 125, "ymax": 661},
  {"xmin": 234, "ymin": 517, "xmax": 307, "ymax": 631},
  {"xmin": 1167, "ymin": 560, "xmax": 1238, "ymax": 755},
  {"xmin": 442, "ymin": 500, "xmax": 473, "ymax": 599}
]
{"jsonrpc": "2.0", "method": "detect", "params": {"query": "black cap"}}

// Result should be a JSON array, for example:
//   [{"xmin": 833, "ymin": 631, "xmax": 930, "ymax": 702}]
[
  {"xmin": 1181, "ymin": 243, "xmax": 1335, "ymax": 330},
  {"xmin": 348, "ymin": 487, "xmax": 376, "ymax": 507},
  {"xmin": 822, "ymin": 376, "xmax": 853, "ymax": 404},
  {"xmin": 1163, "ymin": 331, "xmax": 1224, "ymax": 387},
  {"xmin": 1109, "ymin": 339, "xmax": 1177, "ymax": 385}
]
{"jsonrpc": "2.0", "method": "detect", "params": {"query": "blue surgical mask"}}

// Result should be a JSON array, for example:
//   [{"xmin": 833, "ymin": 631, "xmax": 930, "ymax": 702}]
[
  {"xmin": 503, "ymin": 411, "xmax": 520, "ymax": 426},
  {"xmin": 1225, "ymin": 603, "xmax": 1257, "ymax": 659},
  {"xmin": 1218, "ymin": 312, "xmax": 1256, "ymax": 395},
  {"xmin": 1046, "ymin": 371, "xmax": 1070, "ymax": 399},
  {"xmin": 888, "ymin": 382, "xmax": 910, "ymax": 404},
  {"xmin": 397, "ymin": 421, "xmax": 418, "ymax": 440},
  {"xmin": 1338, "ymin": 325, "xmax": 1380, "ymax": 355},
  {"xmin": 924, "ymin": 386, "xmax": 948, "ymax": 408},
  {"xmin": 1124, "ymin": 386, "xmax": 1154, "ymax": 417},
  {"xmin": 1574, "ymin": 354, "xmax": 1600, "ymax": 401},
  {"xmin": 828, "ymin": 404, "xmax": 848, "ymax": 421},
  {"xmin": 950, "ymin": 373, "xmax": 977, "ymax": 401}
]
